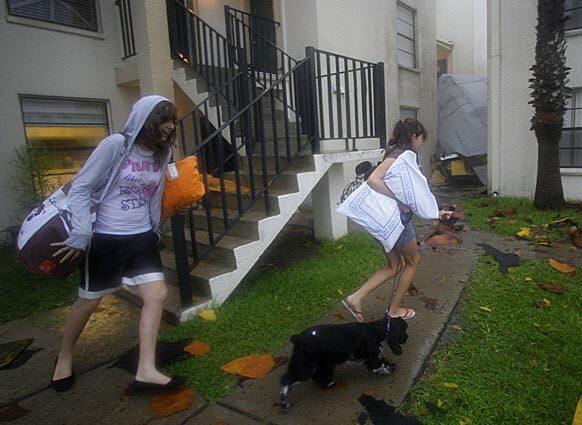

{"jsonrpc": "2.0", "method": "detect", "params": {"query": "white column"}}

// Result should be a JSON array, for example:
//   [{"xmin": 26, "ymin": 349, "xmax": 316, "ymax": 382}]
[{"xmin": 312, "ymin": 163, "xmax": 348, "ymax": 240}]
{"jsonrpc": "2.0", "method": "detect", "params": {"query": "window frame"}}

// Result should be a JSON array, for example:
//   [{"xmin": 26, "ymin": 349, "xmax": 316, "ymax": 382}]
[
  {"xmin": 396, "ymin": 2, "xmax": 417, "ymax": 69},
  {"xmin": 6, "ymin": 0, "xmax": 101, "ymax": 33},
  {"xmin": 565, "ymin": 0, "xmax": 582, "ymax": 31},
  {"xmin": 560, "ymin": 89, "xmax": 582, "ymax": 168},
  {"xmin": 18, "ymin": 94, "xmax": 111, "ymax": 180}
]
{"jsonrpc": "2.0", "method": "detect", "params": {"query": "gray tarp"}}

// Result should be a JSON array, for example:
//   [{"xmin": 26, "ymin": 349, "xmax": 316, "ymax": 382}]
[{"xmin": 437, "ymin": 74, "xmax": 488, "ymax": 184}]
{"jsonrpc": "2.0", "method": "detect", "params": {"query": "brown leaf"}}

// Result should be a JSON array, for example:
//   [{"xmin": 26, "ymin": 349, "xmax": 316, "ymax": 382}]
[
  {"xmin": 421, "ymin": 234, "xmax": 462, "ymax": 247},
  {"xmin": 529, "ymin": 359, "xmax": 538, "ymax": 367},
  {"xmin": 538, "ymin": 281, "xmax": 565, "ymax": 294},
  {"xmin": 149, "ymin": 388, "xmax": 194, "ymax": 418},
  {"xmin": 450, "ymin": 324, "xmax": 461, "ymax": 330},
  {"xmin": 375, "ymin": 295, "xmax": 386, "ymax": 301},
  {"xmin": 504, "ymin": 208, "xmax": 516, "ymax": 217},
  {"xmin": 334, "ymin": 312, "xmax": 345, "ymax": 321},
  {"xmin": 0, "ymin": 402, "xmax": 30, "ymax": 421},
  {"xmin": 221, "ymin": 354, "xmax": 275, "ymax": 379},
  {"xmin": 184, "ymin": 341, "xmax": 210, "ymax": 357},
  {"xmin": 570, "ymin": 227, "xmax": 582, "ymax": 248},
  {"xmin": 548, "ymin": 259, "xmax": 575, "ymax": 274},
  {"xmin": 407, "ymin": 284, "xmax": 419, "ymax": 296},
  {"xmin": 422, "ymin": 297, "xmax": 438, "ymax": 311}
]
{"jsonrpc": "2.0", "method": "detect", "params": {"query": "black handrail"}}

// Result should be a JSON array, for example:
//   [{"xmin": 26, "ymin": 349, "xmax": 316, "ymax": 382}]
[
  {"xmin": 170, "ymin": 56, "xmax": 319, "ymax": 308},
  {"xmin": 167, "ymin": 0, "xmax": 243, "ymax": 97},
  {"xmin": 308, "ymin": 47, "xmax": 386, "ymax": 150},
  {"xmin": 227, "ymin": 7, "xmax": 281, "ymax": 26},
  {"xmin": 225, "ymin": 6, "xmax": 298, "ymax": 112}
]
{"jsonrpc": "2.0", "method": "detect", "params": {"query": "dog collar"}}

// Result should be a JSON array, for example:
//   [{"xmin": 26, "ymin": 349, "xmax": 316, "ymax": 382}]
[{"xmin": 386, "ymin": 316, "xmax": 392, "ymax": 334}]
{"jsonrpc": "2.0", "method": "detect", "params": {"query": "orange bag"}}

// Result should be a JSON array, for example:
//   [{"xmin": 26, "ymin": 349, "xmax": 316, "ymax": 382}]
[{"xmin": 161, "ymin": 156, "xmax": 205, "ymax": 223}]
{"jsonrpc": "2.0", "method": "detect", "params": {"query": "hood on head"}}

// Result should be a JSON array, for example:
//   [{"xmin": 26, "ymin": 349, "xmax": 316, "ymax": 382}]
[{"xmin": 122, "ymin": 95, "xmax": 171, "ymax": 146}]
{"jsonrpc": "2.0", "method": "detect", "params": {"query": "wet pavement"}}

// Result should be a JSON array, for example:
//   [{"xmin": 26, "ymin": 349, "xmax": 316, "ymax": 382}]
[{"xmin": 2, "ymin": 183, "xmax": 579, "ymax": 424}]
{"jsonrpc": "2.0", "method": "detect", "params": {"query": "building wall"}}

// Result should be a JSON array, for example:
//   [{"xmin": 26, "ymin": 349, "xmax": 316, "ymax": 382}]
[
  {"xmin": 0, "ymin": 1, "xmax": 141, "ymax": 230},
  {"xmin": 488, "ymin": 0, "xmax": 582, "ymax": 200},
  {"xmin": 437, "ymin": 0, "xmax": 487, "ymax": 76}
]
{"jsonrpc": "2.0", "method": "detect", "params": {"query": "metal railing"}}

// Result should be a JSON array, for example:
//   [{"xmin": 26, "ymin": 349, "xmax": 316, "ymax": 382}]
[
  {"xmin": 225, "ymin": 6, "xmax": 298, "ymax": 112},
  {"xmin": 167, "ymin": 0, "xmax": 243, "ymax": 97},
  {"xmin": 170, "ymin": 57, "xmax": 318, "ymax": 307},
  {"xmin": 308, "ymin": 48, "xmax": 386, "ymax": 149},
  {"xmin": 116, "ymin": 0, "xmax": 137, "ymax": 59}
]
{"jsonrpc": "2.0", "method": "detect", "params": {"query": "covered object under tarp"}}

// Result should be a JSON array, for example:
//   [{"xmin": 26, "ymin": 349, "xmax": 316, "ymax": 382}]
[{"xmin": 437, "ymin": 74, "xmax": 487, "ymax": 184}]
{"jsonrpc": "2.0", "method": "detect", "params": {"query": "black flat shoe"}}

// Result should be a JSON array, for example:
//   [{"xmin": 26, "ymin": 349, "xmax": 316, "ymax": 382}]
[
  {"xmin": 51, "ymin": 357, "xmax": 75, "ymax": 392},
  {"xmin": 130, "ymin": 376, "xmax": 187, "ymax": 393}
]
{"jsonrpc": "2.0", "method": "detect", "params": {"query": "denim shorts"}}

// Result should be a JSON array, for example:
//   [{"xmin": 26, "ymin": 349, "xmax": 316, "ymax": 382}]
[{"xmin": 395, "ymin": 211, "xmax": 416, "ymax": 247}]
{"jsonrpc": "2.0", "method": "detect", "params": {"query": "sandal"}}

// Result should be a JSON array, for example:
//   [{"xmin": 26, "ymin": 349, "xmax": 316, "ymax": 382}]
[
  {"xmin": 341, "ymin": 299, "xmax": 364, "ymax": 322},
  {"xmin": 388, "ymin": 307, "xmax": 416, "ymax": 320}
]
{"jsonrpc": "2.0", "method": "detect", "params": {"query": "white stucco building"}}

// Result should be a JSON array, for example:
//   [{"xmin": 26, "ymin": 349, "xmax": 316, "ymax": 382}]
[
  {"xmin": 436, "ymin": 0, "xmax": 487, "ymax": 77},
  {"xmin": 488, "ymin": 0, "xmax": 582, "ymax": 200}
]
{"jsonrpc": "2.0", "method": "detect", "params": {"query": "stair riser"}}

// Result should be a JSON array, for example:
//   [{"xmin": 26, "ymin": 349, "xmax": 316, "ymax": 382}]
[
  {"xmin": 191, "ymin": 214, "xmax": 260, "ymax": 239},
  {"xmin": 238, "ymin": 155, "xmax": 315, "ymax": 172},
  {"xmin": 164, "ymin": 233, "xmax": 238, "ymax": 267},
  {"xmin": 206, "ymin": 191, "xmax": 280, "ymax": 215}
]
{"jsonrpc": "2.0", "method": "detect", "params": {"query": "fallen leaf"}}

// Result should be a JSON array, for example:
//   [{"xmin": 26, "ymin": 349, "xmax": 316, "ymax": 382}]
[
  {"xmin": 545, "ymin": 326, "xmax": 558, "ymax": 333},
  {"xmin": 184, "ymin": 341, "xmax": 210, "ymax": 357},
  {"xmin": 337, "ymin": 289, "xmax": 344, "ymax": 295},
  {"xmin": 336, "ymin": 244, "xmax": 344, "ymax": 250},
  {"xmin": 422, "ymin": 297, "xmax": 438, "ymax": 311},
  {"xmin": 459, "ymin": 417, "xmax": 473, "ymax": 425},
  {"xmin": 0, "ymin": 402, "xmax": 31, "ymax": 421},
  {"xmin": 221, "ymin": 354, "xmax": 275, "ymax": 378},
  {"xmin": 504, "ymin": 208, "xmax": 516, "ymax": 217},
  {"xmin": 542, "ymin": 298, "xmax": 551, "ymax": 306},
  {"xmin": 529, "ymin": 359, "xmax": 538, "ymax": 367},
  {"xmin": 524, "ymin": 277, "xmax": 533, "ymax": 282},
  {"xmin": 516, "ymin": 228, "xmax": 532, "ymax": 238},
  {"xmin": 537, "ymin": 281, "xmax": 565, "ymax": 294},
  {"xmin": 443, "ymin": 382, "xmax": 459, "ymax": 389},
  {"xmin": 533, "ymin": 300, "xmax": 547, "ymax": 309},
  {"xmin": 533, "ymin": 323, "xmax": 541, "ymax": 328},
  {"xmin": 376, "ymin": 295, "xmax": 386, "ymax": 301},
  {"xmin": 334, "ymin": 312, "xmax": 345, "ymax": 321},
  {"xmin": 198, "ymin": 309, "xmax": 217, "ymax": 321},
  {"xmin": 214, "ymin": 421, "xmax": 227, "ymax": 425},
  {"xmin": 450, "ymin": 324, "xmax": 461, "ymax": 330},
  {"xmin": 192, "ymin": 295, "xmax": 202, "ymax": 302},
  {"xmin": 479, "ymin": 306, "xmax": 492, "ymax": 313},
  {"xmin": 437, "ymin": 398, "xmax": 444, "ymax": 408},
  {"xmin": 286, "ymin": 306, "xmax": 291, "ymax": 311},
  {"xmin": 548, "ymin": 259, "xmax": 575, "ymax": 274},
  {"xmin": 569, "ymin": 246, "xmax": 578, "ymax": 252},
  {"xmin": 150, "ymin": 388, "xmax": 194, "ymax": 418},
  {"xmin": 422, "ymin": 234, "xmax": 462, "ymax": 246},
  {"xmin": 407, "ymin": 284, "xmax": 419, "ymax": 296}
]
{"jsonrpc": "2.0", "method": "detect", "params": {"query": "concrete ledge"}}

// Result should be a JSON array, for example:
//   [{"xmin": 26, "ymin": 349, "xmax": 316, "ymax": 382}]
[{"xmin": 115, "ymin": 61, "xmax": 140, "ymax": 87}]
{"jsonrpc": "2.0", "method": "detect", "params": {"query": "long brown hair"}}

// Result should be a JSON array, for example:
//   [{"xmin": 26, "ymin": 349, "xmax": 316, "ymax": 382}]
[
  {"xmin": 135, "ymin": 101, "xmax": 178, "ymax": 162},
  {"xmin": 384, "ymin": 118, "xmax": 427, "ymax": 158}
]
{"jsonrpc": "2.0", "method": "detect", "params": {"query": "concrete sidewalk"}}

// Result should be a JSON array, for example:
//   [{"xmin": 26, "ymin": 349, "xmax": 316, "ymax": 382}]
[{"xmin": 2, "ymin": 186, "xmax": 580, "ymax": 424}]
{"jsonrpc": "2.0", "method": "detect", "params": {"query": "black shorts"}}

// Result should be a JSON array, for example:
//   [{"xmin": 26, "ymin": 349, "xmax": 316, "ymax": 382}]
[{"xmin": 78, "ymin": 231, "xmax": 164, "ymax": 299}]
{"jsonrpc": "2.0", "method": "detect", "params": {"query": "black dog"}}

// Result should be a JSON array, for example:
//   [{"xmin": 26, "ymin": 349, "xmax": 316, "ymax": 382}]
[{"xmin": 279, "ymin": 315, "xmax": 408, "ymax": 411}]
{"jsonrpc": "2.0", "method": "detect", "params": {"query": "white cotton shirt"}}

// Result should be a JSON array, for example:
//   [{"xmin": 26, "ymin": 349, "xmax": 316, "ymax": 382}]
[{"xmin": 94, "ymin": 144, "xmax": 164, "ymax": 235}]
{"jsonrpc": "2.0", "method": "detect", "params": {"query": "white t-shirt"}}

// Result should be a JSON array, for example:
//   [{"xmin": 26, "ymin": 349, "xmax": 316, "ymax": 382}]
[{"xmin": 94, "ymin": 144, "xmax": 163, "ymax": 235}]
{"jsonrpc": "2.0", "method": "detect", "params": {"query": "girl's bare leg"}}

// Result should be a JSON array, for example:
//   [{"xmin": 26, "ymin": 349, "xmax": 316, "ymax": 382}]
[
  {"xmin": 53, "ymin": 297, "xmax": 102, "ymax": 380},
  {"xmin": 388, "ymin": 238, "xmax": 420, "ymax": 316}
]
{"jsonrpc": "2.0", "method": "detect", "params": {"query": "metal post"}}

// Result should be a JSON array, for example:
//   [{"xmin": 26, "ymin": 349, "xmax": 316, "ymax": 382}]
[
  {"xmin": 374, "ymin": 62, "xmax": 387, "ymax": 148},
  {"xmin": 305, "ymin": 46, "xmax": 320, "ymax": 153},
  {"xmin": 170, "ymin": 214, "xmax": 193, "ymax": 308}
]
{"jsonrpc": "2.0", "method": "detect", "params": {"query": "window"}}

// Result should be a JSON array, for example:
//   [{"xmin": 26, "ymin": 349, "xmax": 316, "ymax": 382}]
[
  {"xmin": 565, "ymin": 0, "xmax": 582, "ymax": 31},
  {"xmin": 400, "ymin": 107, "xmax": 418, "ymax": 120},
  {"xmin": 7, "ymin": 0, "xmax": 99, "ymax": 32},
  {"xmin": 560, "ymin": 90, "xmax": 582, "ymax": 167},
  {"xmin": 396, "ymin": 3, "xmax": 416, "ymax": 68},
  {"xmin": 20, "ymin": 96, "xmax": 109, "ymax": 193}
]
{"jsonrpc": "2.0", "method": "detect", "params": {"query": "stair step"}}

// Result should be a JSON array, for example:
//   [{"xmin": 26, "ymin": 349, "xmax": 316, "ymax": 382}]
[
  {"xmin": 164, "ymin": 228, "xmax": 255, "ymax": 267},
  {"xmin": 160, "ymin": 249, "xmax": 235, "ymax": 290},
  {"xmin": 189, "ymin": 206, "xmax": 265, "ymax": 239},
  {"xmin": 205, "ymin": 187, "xmax": 294, "ymax": 214}
]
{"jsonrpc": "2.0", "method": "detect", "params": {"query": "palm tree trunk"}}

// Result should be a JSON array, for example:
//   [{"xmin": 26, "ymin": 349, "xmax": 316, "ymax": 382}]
[{"xmin": 533, "ymin": 122, "xmax": 565, "ymax": 209}]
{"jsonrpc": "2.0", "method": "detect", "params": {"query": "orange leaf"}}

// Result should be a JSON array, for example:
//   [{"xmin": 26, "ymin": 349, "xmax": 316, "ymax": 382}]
[
  {"xmin": 184, "ymin": 341, "xmax": 211, "ymax": 357},
  {"xmin": 537, "ymin": 281, "xmax": 565, "ymax": 294},
  {"xmin": 221, "ymin": 354, "xmax": 275, "ymax": 379},
  {"xmin": 149, "ymin": 388, "xmax": 194, "ymax": 418},
  {"xmin": 548, "ymin": 259, "xmax": 575, "ymax": 274},
  {"xmin": 422, "ymin": 234, "xmax": 462, "ymax": 246},
  {"xmin": 376, "ymin": 295, "xmax": 386, "ymax": 301}
]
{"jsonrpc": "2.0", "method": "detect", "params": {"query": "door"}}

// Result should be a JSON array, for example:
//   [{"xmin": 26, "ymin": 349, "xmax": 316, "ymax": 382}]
[{"xmin": 249, "ymin": 0, "xmax": 277, "ymax": 73}]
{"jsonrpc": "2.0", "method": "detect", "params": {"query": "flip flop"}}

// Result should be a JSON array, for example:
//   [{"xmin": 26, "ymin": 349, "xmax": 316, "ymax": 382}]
[
  {"xmin": 341, "ymin": 300, "xmax": 364, "ymax": 322},
  {"xmin": 389, "ymin": 307, "xmax": 416, "ymax": 320}
]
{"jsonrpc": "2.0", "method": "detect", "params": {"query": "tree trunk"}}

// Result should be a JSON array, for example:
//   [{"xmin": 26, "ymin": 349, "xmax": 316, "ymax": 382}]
[{"xmin": 533, "ymin": 122, "xmax": 565, "ymax": 209}]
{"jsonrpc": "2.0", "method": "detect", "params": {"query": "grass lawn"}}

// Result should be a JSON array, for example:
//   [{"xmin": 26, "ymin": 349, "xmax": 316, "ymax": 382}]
[
  {"xmin": 402, "ymin": 256, "xmax": 581, "ymax": 425},
  {"xmin": 163, "ymin": 232, "xmax": 386, "ymax": 402},
  {"xmin": 0, "ymin": 248, "xmax": 79, "ymax": 324},
  {"xmin": 460, "ymin": 196, "xmax": 581, "ymax": 243}
]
